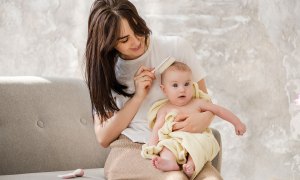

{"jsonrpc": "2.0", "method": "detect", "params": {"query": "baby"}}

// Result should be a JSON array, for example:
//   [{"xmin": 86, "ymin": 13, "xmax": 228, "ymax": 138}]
[{"xmin": 142, "ymin": 61, "xmax": 246, "ymax": 179}]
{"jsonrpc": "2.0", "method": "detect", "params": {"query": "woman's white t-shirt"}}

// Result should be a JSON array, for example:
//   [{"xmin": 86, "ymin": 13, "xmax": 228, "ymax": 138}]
[{"xmin": 114, "ymin": 35, "xmax": 207, "ymax": 143}]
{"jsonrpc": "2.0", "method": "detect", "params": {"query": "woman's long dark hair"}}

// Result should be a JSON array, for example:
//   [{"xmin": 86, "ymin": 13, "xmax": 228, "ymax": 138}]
[{"xmin": 85, "ymin": 0, "xmax": 151, "ymax": 123}]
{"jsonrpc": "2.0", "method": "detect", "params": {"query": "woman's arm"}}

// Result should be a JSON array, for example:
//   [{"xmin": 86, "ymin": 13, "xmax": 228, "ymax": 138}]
[
  {"xmin": 94, "ymin": 66, "xmax": 155, "ymax": 147},
  {"xmin": 198, "ymin": 78, "xmax": 208, "ymax": 94},
  {"xmin": 94, "ymin": 95, "xmax": 144, "ymax": 148},
  {"xmin": 172, "ymin": 79, "xmax": 214, "ymax": 133}
]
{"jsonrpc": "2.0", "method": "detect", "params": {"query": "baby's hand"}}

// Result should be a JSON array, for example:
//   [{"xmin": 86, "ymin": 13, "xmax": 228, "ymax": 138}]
[{"xmin": 234, "ymin": 122, "xmax": 246, "ymax": 136}]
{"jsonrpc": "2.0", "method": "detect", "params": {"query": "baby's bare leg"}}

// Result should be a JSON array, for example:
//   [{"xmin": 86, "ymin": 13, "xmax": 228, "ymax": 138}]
[
  {"xmin": 183, "ymin": 155, "xmax": 195, "ymax": 177},
  {"xmin": 152, "ymin": 147, "xmax": 180, "ymax": 171}
]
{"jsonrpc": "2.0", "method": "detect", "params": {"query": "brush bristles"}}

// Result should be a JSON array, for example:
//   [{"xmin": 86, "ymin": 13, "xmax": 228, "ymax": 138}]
[{"xmin": 157, "ymin": 57, "xmax": 176, "ymax": 74}]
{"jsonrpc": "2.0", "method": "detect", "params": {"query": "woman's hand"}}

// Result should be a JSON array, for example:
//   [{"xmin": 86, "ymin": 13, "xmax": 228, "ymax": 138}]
[
  {"xmin": 133, "ymin": 66, "xmax": 155, "ymax": 100},
  {"xmin": 172, "ymin": 111, "xmax": 214, "ymax": 133}
]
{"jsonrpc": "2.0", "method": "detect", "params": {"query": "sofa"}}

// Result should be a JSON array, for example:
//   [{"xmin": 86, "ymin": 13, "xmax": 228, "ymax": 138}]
[{"xmin": 0, "ymin": 76, "xmax": 222, "ymax": 180}]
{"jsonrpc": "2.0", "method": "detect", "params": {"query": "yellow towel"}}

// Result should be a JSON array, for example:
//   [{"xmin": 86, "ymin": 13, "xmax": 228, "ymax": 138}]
[{"xmin": 141, "ymin": 82, "xmax": 220, "ymax": 180}]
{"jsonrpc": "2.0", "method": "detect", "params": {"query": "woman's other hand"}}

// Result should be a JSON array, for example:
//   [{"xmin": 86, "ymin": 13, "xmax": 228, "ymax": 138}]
[
  {"xmin": 172, "ymin": 111, "xmax": 214, "ymax": 133},
  {"xmin": 133, "ymin": 65, "xmax": 155, "ymax": 100}
]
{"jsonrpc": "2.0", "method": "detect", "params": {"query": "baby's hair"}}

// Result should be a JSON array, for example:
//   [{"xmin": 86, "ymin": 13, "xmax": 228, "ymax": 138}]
[
  {"xmin": 161, "ymin": 61, "xmax": 191, "ymax": 83},
  {"xmin": 169, "ymin": 61, "xmax": 191, "ymax": 71}
]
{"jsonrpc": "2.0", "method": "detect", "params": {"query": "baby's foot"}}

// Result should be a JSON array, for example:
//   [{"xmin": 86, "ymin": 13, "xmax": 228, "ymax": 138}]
[
  {"xmin": 183, "ymin": 162, "xmax": 195, "ymax": 178},
  {"xmin": 151, "ymin": 156, "xmax": 180, "ymax": 171}
]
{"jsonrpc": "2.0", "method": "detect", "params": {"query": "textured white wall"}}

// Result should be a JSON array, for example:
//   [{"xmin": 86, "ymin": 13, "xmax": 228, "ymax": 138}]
[
  {"xmin": 0, "ymin": 0, "xmax": 91, "ymax": 77},
  {"xmin": 1, "ymin": 0, "xmax": 300, "ymax": 179}
]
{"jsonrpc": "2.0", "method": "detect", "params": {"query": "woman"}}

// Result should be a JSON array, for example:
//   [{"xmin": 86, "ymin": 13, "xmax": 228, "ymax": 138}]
[{"xmin": 85, "ymin": 0, "xmax": 223, "ymax": 179}]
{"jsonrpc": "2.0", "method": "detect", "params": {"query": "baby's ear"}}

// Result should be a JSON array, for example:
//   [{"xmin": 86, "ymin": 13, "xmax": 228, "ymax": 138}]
[{"xmin": 160, "ymin": 84, "xmax": 166, "ymax": 94}]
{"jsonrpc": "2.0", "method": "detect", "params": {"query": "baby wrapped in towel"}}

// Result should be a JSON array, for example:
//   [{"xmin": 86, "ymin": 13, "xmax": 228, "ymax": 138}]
[{"xmin": 141, "ymin": 61, "xmax": 246, "ymax": 179}]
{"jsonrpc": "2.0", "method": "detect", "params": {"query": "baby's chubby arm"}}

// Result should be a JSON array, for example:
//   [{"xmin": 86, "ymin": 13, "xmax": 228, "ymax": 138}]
[
  {"xmin": 148, "ymin": 109, "xmax": 167, "ymax": 146},
  {"xmin": 196, "ymin": 99, "xmax": 246, "ymax": 135}
]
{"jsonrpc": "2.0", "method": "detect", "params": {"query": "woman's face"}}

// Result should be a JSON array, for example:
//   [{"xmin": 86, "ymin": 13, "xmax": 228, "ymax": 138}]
[{"xmin": 114, "ymin": 18, "xmax": 146, "ymax": 60}]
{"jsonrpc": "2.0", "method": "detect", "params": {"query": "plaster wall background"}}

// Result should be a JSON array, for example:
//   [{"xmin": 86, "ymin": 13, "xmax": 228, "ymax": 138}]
[{"xmin": 0, "ymin": 0, "xmax": 299, "ymax": 179}]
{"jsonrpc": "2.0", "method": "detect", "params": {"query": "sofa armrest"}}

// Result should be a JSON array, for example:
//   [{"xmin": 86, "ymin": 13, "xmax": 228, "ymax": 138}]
[{"xmin": 211, "ymin": 128, "xmax": 222, "ymax": 172}]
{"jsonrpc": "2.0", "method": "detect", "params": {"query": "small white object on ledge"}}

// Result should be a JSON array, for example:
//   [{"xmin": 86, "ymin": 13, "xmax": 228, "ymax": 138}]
[{"xmin": 58, "ymin": 169, "xmax": 84, "ymax": 179}]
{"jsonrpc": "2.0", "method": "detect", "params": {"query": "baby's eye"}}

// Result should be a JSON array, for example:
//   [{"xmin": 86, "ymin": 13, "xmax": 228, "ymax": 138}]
[
  {"xmin": 172, "ymin": 83, "xmax": 178, "ymax": 87},
  {"xmin": 184, "ymin": 82, "xmax": 190, "ymax": 86}
]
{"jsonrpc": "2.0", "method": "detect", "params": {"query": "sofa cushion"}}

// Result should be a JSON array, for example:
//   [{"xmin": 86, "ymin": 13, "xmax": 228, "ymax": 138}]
[{"xmin": 0, "ymin": 77, "xmax": 109, "ymax": 175}]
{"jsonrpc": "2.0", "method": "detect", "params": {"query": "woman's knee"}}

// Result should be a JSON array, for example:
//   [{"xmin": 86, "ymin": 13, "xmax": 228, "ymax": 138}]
[
  {"xmin": 164, "ymin": 171, "xmax": 188, "ymax": 180},
  {"xmin": 194, "ymin": 162, "xmax": 223, "ymax": 180}
]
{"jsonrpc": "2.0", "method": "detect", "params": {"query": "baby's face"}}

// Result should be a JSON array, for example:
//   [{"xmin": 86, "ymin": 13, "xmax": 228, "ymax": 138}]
[{"xmin": 161, "ymin": 69, "xmax": 193, "ymax": 106}]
